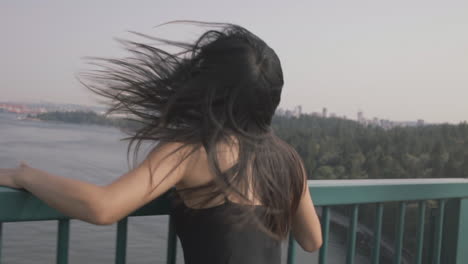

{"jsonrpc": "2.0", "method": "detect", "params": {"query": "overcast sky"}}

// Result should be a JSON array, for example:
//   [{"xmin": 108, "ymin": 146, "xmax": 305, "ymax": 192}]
[{"xmin": 1, "ymin": 0, "xmax": 467, "ymax": 124}]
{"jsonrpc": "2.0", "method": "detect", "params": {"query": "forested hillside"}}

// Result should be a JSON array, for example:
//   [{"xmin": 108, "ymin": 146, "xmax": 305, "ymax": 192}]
[{"xmin": 272, "ymin": 115, "xmax": 468, "ymax": 179}]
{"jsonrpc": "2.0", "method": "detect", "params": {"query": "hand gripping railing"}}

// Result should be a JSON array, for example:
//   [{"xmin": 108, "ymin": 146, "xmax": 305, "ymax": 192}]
[{"xmin": 1, "ymin": 178, "xmax": 468, "ymax": 264}]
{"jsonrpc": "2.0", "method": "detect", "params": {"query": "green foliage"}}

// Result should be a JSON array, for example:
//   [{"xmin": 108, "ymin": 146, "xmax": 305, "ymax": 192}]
[{"xmin": 272, "ymin": 115, "xmax": 468, "ymax": 179}]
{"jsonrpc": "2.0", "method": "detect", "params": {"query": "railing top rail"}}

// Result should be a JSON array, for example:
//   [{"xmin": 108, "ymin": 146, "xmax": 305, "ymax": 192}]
[
  {"xmin": 1, "ymin": 178, "xmax": 468, "ymax": 221},
  {"xmin": 309, "ymin": 178, "xmax": 468, "ymax": 206},
  {"xmin": 309, "ymin": 178, "xmax": 468, "ymax": 186}
]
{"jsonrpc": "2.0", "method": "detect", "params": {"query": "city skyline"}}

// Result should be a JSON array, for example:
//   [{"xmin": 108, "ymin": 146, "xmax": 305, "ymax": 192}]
[
  {"xmin": 4, "ymin": 100, "xmax": 463, "ymax": 128},
  {"xmin": 2, "ymin": 1, "xmax": 468, "ymax": 124}
]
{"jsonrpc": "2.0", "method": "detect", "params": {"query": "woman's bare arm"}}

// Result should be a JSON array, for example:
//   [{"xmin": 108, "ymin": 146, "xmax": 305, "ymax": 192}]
[
  {"xmin": 13, "ymin": 142, "xmax": 190, "ymax": 225},
  {"xmin": 291, "ymin": 165, "xmax": 323, "ymax": 252}
]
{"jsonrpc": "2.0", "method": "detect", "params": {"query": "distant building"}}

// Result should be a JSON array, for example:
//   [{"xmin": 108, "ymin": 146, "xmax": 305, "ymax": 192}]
[
  {"xmin": 275, "ymin": 108, "xmax": 285, "ymax": 116},
  {"xmin": 357, "ymin": 111, "xmax": 364, "ymax": 123},
  {"xmin": 291, "ymin": 105, "xmax": 302, "ymax": 117},
  {"xmin": 322, "ymin": 107, "xmax": 327, "ymax": 118}
]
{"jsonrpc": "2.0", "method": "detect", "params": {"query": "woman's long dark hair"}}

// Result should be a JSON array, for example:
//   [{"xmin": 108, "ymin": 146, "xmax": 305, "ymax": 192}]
[{"xmin": 80, "ymin": 21, "xmax": 306, "ymax": 240}]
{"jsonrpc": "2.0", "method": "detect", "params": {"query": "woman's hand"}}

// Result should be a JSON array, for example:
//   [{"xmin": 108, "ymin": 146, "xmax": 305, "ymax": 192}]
[{"xmin": 0, "ymin": 161, "xmax": 29, "ymax": 189}]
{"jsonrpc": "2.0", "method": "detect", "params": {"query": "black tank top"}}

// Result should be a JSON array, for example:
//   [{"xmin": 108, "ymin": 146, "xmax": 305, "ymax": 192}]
[{"xmin": 170, "ymin": 192, "xmax": 282, "ymax": 264}]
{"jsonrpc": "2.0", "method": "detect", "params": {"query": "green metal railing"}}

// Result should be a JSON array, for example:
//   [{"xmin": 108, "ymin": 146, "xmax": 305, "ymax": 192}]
[{"xmin": 1, "ymin": 178, "xmax": 467, "ymax": 264}]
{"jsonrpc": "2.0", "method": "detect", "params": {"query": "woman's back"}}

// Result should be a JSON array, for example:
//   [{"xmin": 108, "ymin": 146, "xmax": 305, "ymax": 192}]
[
  {"xmin": 171, "ymin": 191, "xmax": 281, "ymax": 264},
  {"xmin": 174, "ymin": 139, "xmax": 262, "ymax": 207},
  {"xmin": 171, "ymin": 144, "xmax": 281, "ymax": 264},
  {"xmin": 171, "ymin": 144, "xmax": 282, "ymax": 263}
]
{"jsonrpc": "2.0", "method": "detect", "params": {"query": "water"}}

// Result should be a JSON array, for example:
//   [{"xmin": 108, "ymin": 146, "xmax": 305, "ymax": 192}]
[{"xmin": 0, "ymin": 112, "xmax": 370, "ymax": 264}]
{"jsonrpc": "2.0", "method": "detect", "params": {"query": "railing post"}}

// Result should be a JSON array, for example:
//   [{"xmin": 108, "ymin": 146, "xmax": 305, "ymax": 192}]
[
  {"xmin": 56, "ymin": 219, "xmax": 70, "ymax": 264},
  {"xmin": 287, "ymin": 233, "xmax": 296, "ymax": 264},
  {"xmin": 0, "ymin": 222, "xmax": 2, "ymax": 264},
  {"xmin": 166, "ymin": 215, "xmax": 177, "ymax": 264},
  {"xmin": 415, "ymin": 201, "xmax": 426, "ymax": 264},
  {"xmin": 371, "ymin": 203, "xmax": 384, "ymax": 264},
  {"xmin": 442, "ymin": 198, "xmax": 468, "ymax": 264},
  {"xmin": 115, "ymin": 217, "xmax": 128, "ymax": 264},
  {"xmin": 393, "ymin": 202, "xmax": 406, "ymax": 264},
  {"xmin": 432, "ymin": 200, "xmax": 446, "ymax": 264},
  {"xmin": 346, "ymin": 204, "xmax": 359, "ymax": 264},
  {"xmin": 426, "ymin": 203, "xmax": 437, "ymax": 263},
  {"xmin": 318, "ymin": 206, "xmax": 330, "ymax": 264}
]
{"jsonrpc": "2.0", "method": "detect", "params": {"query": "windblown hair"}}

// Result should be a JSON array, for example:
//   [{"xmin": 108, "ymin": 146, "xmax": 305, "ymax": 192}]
[{"xmin": 80, "ymin": 21, "xmax": 306, "ymax": 240}]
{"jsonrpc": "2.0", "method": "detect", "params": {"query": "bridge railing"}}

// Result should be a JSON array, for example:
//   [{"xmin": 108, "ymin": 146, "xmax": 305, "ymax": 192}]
[{"xmin": 1, "ymin": 178, "xmax": 467, "ymax": 264}]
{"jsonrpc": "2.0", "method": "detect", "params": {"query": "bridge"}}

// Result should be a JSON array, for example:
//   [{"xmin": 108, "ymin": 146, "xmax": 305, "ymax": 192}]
[{"xmin": 1, "ymin": 178, "xmax": 467, "ymax": 264}]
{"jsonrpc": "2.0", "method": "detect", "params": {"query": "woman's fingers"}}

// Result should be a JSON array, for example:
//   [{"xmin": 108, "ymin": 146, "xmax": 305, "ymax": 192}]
[
  {"xmin": 0, "ymin": 168, "xmax": 14, "ymax": 175},
  {"xmin": 19, "ymin": 161, "xmax": 29, "ymax": 168},
  {"xmin": 0, "ymin": 167, "xmax": 23, "ymax": 189}
]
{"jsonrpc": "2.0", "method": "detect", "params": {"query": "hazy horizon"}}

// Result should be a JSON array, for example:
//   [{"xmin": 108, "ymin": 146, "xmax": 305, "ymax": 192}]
[{"xmin": 2, "ymin": 1, "xmax": 467, "ymax": 124}]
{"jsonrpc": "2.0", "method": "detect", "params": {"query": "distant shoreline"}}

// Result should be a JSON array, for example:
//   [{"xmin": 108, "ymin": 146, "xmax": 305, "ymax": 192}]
[{"xmin": 24, "ymin": 111, "xmax": 140, "ymax": 130}]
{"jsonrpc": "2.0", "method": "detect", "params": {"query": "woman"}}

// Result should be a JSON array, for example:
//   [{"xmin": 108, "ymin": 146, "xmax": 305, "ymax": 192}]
[{"xmin": 0, "ymin": 21, "xmax": 322, "ymax": 263}]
